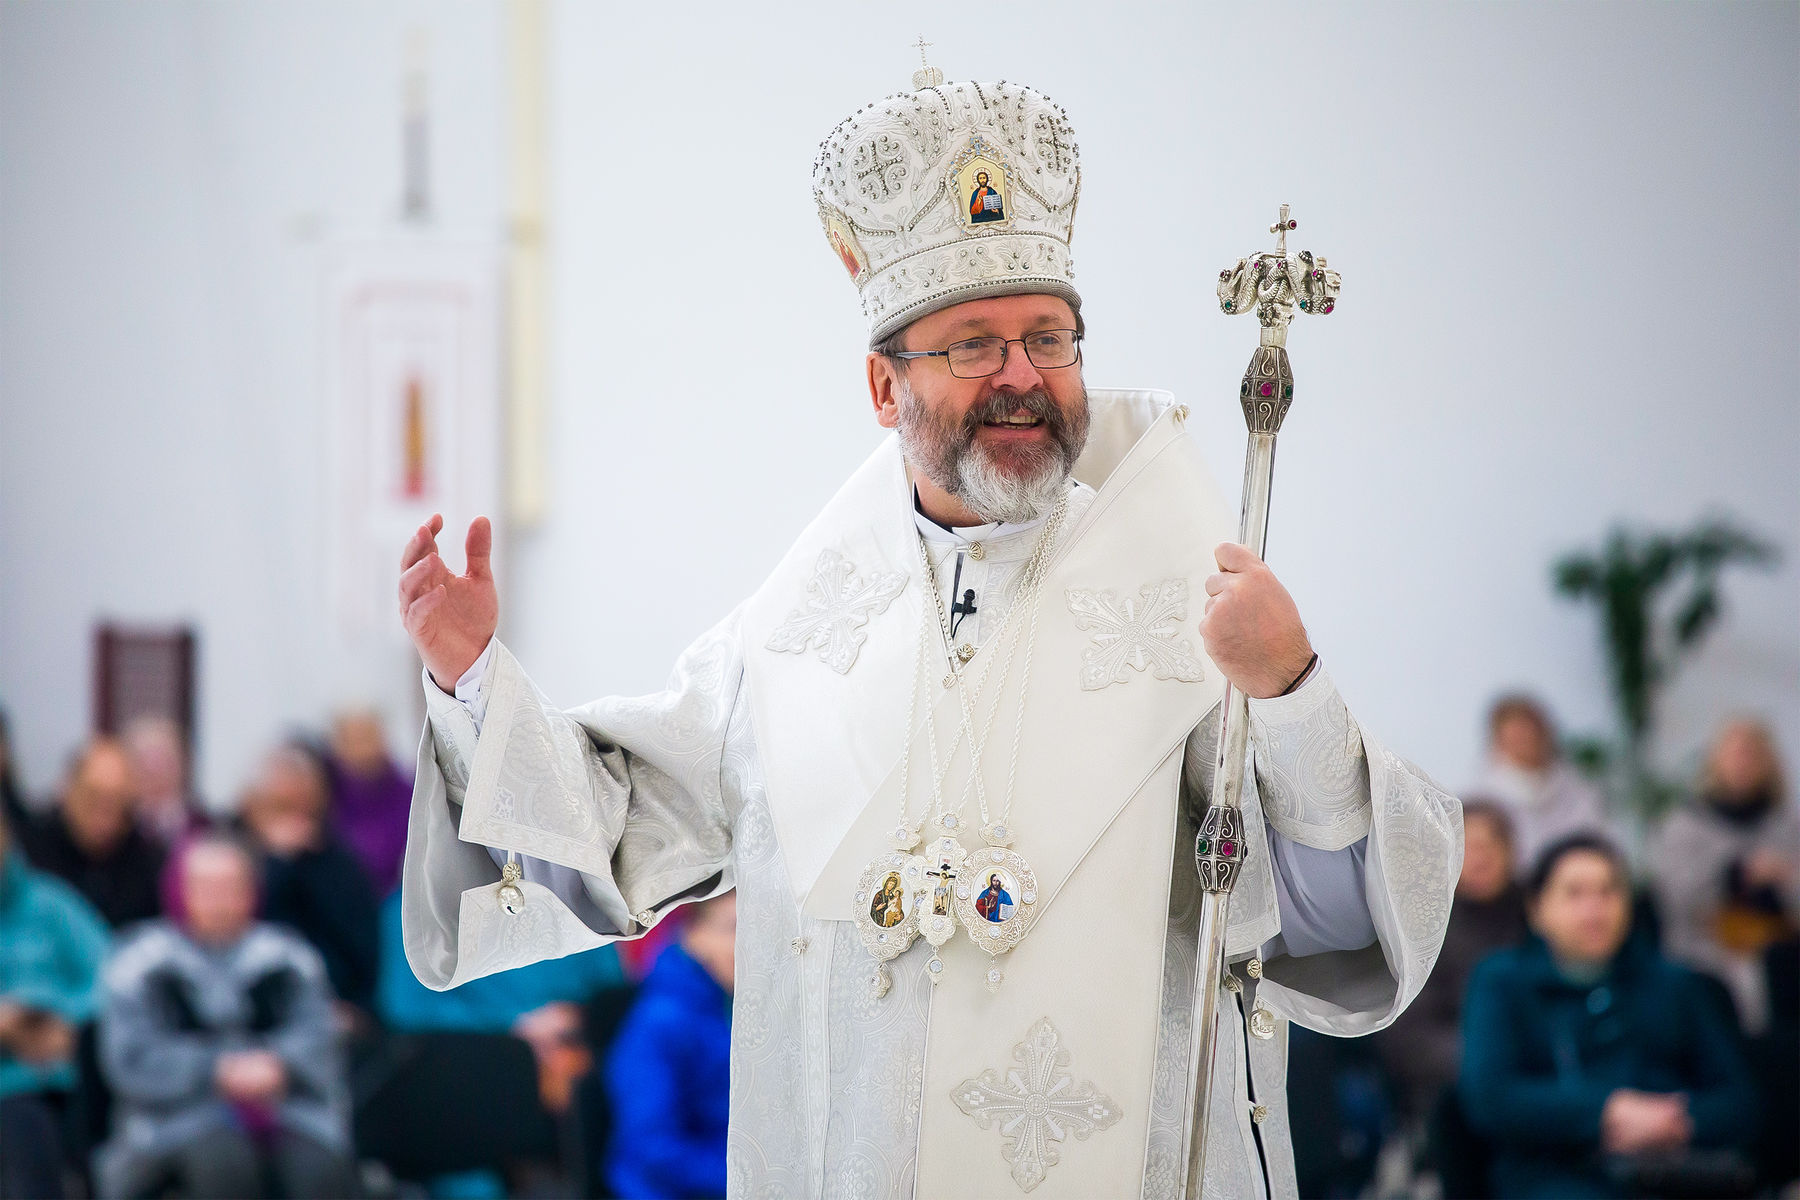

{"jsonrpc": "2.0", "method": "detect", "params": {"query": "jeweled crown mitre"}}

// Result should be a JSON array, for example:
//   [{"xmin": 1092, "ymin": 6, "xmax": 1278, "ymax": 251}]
[{"xmin": 812, "ymin": 78, "xmax": 1082, "ymax": 346}]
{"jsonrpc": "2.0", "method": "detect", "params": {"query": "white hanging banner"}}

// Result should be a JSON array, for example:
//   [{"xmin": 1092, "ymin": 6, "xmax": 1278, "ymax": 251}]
[{"xmin": 325, "ymin": 241, "xmax": 501, "ymax": 640}]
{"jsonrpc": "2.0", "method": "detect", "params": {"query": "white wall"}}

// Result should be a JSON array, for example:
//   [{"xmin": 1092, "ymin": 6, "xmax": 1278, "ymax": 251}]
[
  {"xmin": 0, "ymin": 0, "xmax": 504, "ymax": 801},
  {"xmin": 4, "ymin": 1, "xmax": 1796, "ymax": 808}
]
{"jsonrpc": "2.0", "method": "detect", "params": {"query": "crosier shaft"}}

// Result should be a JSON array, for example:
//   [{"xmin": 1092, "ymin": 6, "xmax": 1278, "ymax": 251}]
[
  {"xmin": 1184, "ymin": 201, "xmax": 1335, "ymax": 1196},
  {"xmin": 1181, "ymin": 426, "xmax": 1277, "ymax": 1198}
]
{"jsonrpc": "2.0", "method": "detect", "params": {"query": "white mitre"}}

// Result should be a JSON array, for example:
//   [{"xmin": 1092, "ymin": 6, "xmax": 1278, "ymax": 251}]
[{"xmin": 812, "ymin": 67, "xmax": 1082, "ymax": 345}]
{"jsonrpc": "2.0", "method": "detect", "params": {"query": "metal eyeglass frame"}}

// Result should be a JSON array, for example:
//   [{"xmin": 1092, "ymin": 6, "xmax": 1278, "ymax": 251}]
[{"xmin": 888, "ymin": 329, "xmax": 1083, "ymax": 379}]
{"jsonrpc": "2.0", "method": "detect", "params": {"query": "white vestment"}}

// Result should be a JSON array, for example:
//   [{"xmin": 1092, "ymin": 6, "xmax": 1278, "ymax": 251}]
[{"xmin": 400, "ymin": 390, "xmax": 1463, "ymax": 1199}]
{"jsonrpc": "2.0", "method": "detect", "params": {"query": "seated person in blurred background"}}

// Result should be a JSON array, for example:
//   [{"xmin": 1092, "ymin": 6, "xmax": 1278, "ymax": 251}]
[
  {"xmin": 121, "ymin": 716, "xmax": 205, "ymax": 849},
  {"xmin": 1460, "ymin": 834, "xmax": 1757, "ymax": 1200},
  {"xmin": 1376, "ymin": 797, "xmax": 1528, "ymax": 1122},
  {"xmin": 324, "ymin": 708, "xmax": 411, "ymax": 899},
  {"xmin": 1757, "ymin": 927, "xmax": 1799, "ymax": 1191},
  {"xmin": 236, "ymin": 744, "xmax": 379, "ymax": 1021},
  {"xmin": 604, "ymin": 892, "xmax": 733, "ymax": 1200},
  {"xmin": 1474, "ymin": 694, "xmax": 1609, "ymax": 875},
  {"xmin": 96, "ymin": 834, "xmax": 353, "ymax": 1200},
  {"xmin": 0, "ymin": 810, "xmax": 110, "ymax": 1200},
  {"xmin": 0, "ymin": 708, "xmax": 30, "ymax": 834},
  {"xmin": 375, "ymin": 889, "xmax": 620, "ymax": 1115},
  {"xmin": 20, "ymin": 738, "xmax": 164, "ymax": 929},
  {"xmin": 1651, "ymin": 718, "xmax": 1798, "ymax": 1037}
]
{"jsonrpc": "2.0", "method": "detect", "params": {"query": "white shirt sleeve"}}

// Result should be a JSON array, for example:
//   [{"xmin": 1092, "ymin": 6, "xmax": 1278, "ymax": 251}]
[{"xmin": 451, "ymin": 637, "xmax": 498, "ymax": 731}]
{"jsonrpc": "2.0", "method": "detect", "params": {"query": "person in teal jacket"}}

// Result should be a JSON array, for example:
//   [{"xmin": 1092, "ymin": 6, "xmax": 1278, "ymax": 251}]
[
  {"xmin": 376, "ymin": 889, "xmax": 624, "ymax": 1196},
  {"xmin": 376, "ymin": 889, "xmax": 622, "ymax": 1033},
  {"xmin": 0, "ymin": 811, "xmax": 111, "ymax": 1199},
  {"xmin": 1460, "ymin": 833, "xmax": 1759, "ymax": 1199}
]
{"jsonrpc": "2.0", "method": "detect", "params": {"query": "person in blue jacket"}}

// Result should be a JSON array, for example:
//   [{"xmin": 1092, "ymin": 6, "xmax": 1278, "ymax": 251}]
[
  {"xmin": 605, "ymin": 891, "xmax": 734, "ymax": 1200},
  {"xmin": 1460, "ymin": 833, "xmax": 1758, "ymax": 1199}
]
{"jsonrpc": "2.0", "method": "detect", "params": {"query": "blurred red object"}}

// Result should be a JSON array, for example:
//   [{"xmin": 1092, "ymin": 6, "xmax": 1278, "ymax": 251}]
[{"xmin": 617, "ymin": 904, "xmax": 687, "ymax": 980}]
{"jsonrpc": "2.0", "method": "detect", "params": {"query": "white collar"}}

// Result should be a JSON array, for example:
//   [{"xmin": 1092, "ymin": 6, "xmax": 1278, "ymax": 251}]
[{"xmin": 910, "ymin": 485, "xmax": 1061, "ymax": 547}]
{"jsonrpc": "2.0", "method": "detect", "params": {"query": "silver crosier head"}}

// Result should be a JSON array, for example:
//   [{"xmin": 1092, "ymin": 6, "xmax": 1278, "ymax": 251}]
[{"xmin": 1217, "ymin": 204, "xmax": 1342, "ymax": 434}]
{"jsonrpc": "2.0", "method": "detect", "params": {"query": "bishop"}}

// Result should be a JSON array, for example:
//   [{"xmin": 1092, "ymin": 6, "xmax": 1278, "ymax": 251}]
[{"xmin": 398, "ymin": 70, "xmax": 1461, "ymax": 1200}]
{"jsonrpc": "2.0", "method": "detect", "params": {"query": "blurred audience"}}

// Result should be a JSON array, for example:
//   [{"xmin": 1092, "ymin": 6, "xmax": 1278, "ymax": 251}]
[
  {"xmin": 604, "ymin": 891, "xmax": 734, "ymax": 1200},
  {"xmin": 375, "ymin": 891, "xmax": 621, "ymax": 1114},
  {"xmin": 2, "ymin": 685, "xmax": 1791, "ymax": 1200},
  {"xmin": 95, "ymin": 834, "xmax": 354, "ymax": 1199},
  {"xmin": 324, "ymin": 709, "xmax": 412, "ymax": 898},
  {"xmin": 1474, "ymin": 694, "xmax": 1609, "ymax": 875},
  {"xmin": 1650, "ymin": 718, "xmax": 1798, "ymax": 1036},
  {"xmin": 121, "ymin": 716, "xmax": 204, "ymax": 847},
  {"xmin": 1460, "ymin": 834, "xmax": 1757, "ymax": 1199},
  {"xmin": 236, "ymin": 745, "xmax": 380, "ymax": 1019},
  {"xmin": 0, "ymin": 811, "xmax": 110, "ymax": 1200},
  {"xmin": 1376, "ymin": 798, "xmax": 1528, "ymax": 1121},
  {"xmin": 20, "ymin": 739, "xmax": 165, "ymax": 929}
]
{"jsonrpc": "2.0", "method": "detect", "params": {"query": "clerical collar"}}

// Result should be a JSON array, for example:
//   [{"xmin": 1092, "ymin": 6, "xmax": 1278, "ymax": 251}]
[{"xmin": 910, "ymin": 485, "xmax": 1060, "ymax": 546}]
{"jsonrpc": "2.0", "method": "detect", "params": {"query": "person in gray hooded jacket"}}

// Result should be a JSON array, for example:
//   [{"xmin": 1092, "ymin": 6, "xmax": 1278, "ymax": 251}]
[{"xmin": 95, "ymin": 834, "xmax": 353, "ymax": 1199}]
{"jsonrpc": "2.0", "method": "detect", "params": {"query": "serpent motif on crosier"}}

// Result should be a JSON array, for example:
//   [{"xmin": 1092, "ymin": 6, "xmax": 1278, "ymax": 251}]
[{"xmin": 1216, "ymin": 248, "xmax": 1341, "ymax": 330}]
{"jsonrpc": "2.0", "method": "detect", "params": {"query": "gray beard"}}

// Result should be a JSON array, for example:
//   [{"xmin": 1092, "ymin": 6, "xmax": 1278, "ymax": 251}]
[{"xmin": 895, "ymin": 378, "xmax": 1088, "ymax": 525}]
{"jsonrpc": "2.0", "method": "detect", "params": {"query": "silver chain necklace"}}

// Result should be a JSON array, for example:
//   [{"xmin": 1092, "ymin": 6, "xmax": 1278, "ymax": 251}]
[{"xmin": 853, "ymin": 491, "xmax": 1067, "ymax": 996}]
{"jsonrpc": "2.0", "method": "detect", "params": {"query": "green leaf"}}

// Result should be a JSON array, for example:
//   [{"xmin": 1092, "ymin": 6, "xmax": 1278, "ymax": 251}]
[
  {"xmin": 1552, "ymin": 555, "xmax": 1602, "ymax": 597},
  {"xmin": 1553, "ymin": 514, "xmax": 1778, "ymax": 751},
  {"xmin": 1564, "ymin": 735, "xmax": 1612, "ymax": 777},
  {"xmin": 1674, "ymin": 588, "xmax": 1720, "ymax": 646}
]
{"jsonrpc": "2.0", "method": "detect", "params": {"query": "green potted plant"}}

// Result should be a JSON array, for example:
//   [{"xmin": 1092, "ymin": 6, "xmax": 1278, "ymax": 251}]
[{"xmin": 1553, "ymin": 516, "xmax": 1777, "ymax": 825}]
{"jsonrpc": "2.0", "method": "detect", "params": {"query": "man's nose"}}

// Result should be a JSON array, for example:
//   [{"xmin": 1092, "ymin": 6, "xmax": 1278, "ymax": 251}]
[{"xmin": 988, "ymin": 339, "xmax": 1045, "ymax": 393}]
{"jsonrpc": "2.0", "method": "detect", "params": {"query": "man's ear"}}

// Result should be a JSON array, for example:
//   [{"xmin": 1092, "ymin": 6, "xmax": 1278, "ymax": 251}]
[{"xmin": 867, "ymin": 352, "xmax": 902, "ymax": 430}]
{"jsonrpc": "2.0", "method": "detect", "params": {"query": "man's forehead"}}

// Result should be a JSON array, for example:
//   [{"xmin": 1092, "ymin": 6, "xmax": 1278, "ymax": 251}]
[{"xmin": 918, "ymin": 294, "xmax": 1075, "ymax": 339}]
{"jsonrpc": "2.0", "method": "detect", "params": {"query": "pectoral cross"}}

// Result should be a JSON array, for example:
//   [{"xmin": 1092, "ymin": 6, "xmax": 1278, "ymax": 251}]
[{"xmin": 927, "ymin": 858, "xmax": 957, "ymax": 914}]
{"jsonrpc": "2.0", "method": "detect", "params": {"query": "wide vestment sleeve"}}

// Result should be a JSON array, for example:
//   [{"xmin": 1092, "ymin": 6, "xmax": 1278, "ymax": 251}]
[
  {"xmin": 401, "ymin": 609, "xmax": 744, "ymax": 991},
  {"xmin": 1184, "ymin": 666, "xmax": 1464, "ymax": 1035}
]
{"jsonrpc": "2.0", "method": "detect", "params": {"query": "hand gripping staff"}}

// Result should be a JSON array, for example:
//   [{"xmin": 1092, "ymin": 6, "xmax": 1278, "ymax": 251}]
[{"xmin": 1181, "ymin": 205, "xmax": 1341, "ymax": 1198}]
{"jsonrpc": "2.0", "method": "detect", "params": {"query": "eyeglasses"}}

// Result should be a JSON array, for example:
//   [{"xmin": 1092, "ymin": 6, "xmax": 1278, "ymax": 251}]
[{"xmin": 890, "ymin": 328, "xmax": 1082, "ymax": 379}]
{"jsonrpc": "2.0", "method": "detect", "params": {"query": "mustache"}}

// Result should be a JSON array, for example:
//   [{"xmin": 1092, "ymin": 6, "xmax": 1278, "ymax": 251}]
[{"xmin": 959, "ymin": 389, "xmax": 1065, "ymax": 438}]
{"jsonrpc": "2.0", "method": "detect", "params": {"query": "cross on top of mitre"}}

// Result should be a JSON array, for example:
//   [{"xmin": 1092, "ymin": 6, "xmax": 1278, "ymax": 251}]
[{"xmin": 912, "ymin": 36, "xmax": 944, "ymax": 89}]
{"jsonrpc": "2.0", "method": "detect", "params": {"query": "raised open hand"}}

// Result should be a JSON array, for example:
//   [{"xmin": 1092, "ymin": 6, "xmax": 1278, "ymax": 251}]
[{"xmin": 399, "ymin": 514, "xmax": 498, "ymax": 692}]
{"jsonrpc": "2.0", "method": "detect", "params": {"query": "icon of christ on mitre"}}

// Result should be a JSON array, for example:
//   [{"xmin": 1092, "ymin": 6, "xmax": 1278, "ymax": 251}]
[
  {"xmin": 970, "ymin": 169, "xmax": 1004, "ymax": 223},
  {"xmin": 397, "ymin": 53, "xmax": 1460, "ymax": 1200}
]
